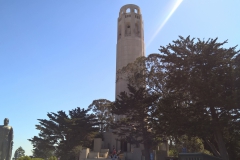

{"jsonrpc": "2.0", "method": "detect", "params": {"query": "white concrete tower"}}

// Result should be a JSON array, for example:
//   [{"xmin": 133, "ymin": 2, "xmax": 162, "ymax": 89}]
[{"xmin": 116, "ymin": 4, "xmax": 145, "ymax": 98}]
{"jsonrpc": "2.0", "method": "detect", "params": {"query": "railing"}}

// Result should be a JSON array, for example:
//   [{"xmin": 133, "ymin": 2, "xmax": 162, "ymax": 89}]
[{"xmin": 178, "ymin": 153, "xmax": 222, "ymax": 160}]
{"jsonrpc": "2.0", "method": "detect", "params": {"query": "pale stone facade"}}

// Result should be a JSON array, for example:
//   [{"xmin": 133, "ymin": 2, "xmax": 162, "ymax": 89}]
[
  {"xmin": 114, "ymin": 4, "xmax": 145, "ymax": 153},
  {"xmin": 116, "ymin": 4, "xmax": 145, "ymax": 99},
  {"xmin": 79, "ymin": 5, "xmax": 169, "ymax": 160}
]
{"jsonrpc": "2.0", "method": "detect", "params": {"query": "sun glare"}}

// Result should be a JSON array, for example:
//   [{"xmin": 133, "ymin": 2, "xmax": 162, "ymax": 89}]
[{"xmin": 146, "ymin": 0, "xmax": 183, "ymax": 48}]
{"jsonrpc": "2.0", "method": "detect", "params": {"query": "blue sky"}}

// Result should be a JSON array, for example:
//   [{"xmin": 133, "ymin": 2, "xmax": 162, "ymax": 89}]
[{"xmin": 0, "ymin": 0, "xmax": 239, "ymax": 156}]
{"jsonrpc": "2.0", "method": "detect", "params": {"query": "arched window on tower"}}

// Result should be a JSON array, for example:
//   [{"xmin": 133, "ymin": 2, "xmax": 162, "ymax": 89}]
[
  {"xmin": 118, "ymin": 25, "xmax": 121, "ymax": 40},
  {"xmin": 126, "ymin": 8, "xmax": 130, "ymax": 13},
  {"xmin": 125, "ymin": 23, "xmax": 131, "ymax": 36},
  {"xmin": 135, "ymin": 22, "xmax": 141, "ymax": 37}
]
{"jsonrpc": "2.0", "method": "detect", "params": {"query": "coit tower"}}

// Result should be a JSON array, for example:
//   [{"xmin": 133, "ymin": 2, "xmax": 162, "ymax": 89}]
[{"xmin": 116, "ymin": 4, "xmax": 145, "ymax": 98}]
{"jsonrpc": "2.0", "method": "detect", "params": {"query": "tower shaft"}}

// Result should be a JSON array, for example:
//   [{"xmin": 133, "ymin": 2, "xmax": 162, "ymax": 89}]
[{"xmin": 116, "ymin": 4, "xmax": 145, "ymax": 98}]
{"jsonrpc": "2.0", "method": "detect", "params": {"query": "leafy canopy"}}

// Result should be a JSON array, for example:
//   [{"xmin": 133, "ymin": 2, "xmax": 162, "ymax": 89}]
[{"xmin": 29, "ymin": 107, "xmax": 99, "ymax": 160}]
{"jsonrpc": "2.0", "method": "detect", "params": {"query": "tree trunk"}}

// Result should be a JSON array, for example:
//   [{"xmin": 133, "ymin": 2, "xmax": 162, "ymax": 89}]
[
  {"xmin": 205, "ymin": 139, "xmax": 220, "ymax": 157},
  {"xmin": 215, "ymin": 130, "xmax": 229, "ymax": 160},
  {"xmin": 210, "ymin": 107, "xmax": 229, "ymax": 160}
]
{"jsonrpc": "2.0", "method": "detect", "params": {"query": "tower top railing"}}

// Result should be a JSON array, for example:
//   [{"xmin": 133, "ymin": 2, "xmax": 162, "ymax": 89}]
[{"xmin": 119, "ymin": 4, "xmax": 141, "ymax": 16}]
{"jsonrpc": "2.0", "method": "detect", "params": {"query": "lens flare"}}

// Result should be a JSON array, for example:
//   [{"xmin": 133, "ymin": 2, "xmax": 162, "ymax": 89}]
[{"xmin": 146, "ymin": 0, "xmax": 183, "ymax": 48}]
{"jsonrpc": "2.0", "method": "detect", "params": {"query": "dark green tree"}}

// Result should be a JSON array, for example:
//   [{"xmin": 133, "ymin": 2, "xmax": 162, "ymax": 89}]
[
  {"xmin": 156, "ymin": 36, "xmax": 240, "ymax": 160},
  {"xmin": 48, "ymin": 156, "xmax": 57, "ymax": 160},
  {"xmin": 112, "ymin": 85, "xmax": 159, "ymax": 160},
  {"xmin": 168, "ymin": 135, "xmax": 212, "ymax": 157},
  {"xmin": 14, "ymin": 146, "xmax": 25, "ymax": 159},
  {"xmin": 116, "ymin": 36, "xmax": 240, "ymax": 159},
  {"xmin": 18, "ymin": 156, "xmax": 44, "ymax": 160},
  {"xmin": 88, "ymin": 99, "xmax": 114, "ymax": 133},
  {"xmin": 17, "ymin": 156, "xmax": 31, "ymax": 160},
  {"xmin": 116, "ymin": 55, "xmax": 165, "ymax": 96},
  {"xmin": 29, "ymin": 107, "xmax": 99, "ymax": 160}
]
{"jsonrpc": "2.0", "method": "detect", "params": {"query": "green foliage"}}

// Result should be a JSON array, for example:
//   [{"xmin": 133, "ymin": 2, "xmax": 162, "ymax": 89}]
[
  {"xmin": 48, "ymin": 156, "xmax": 57, "ymax": 160},
  {"xmin": 68, "ymin": 145, "xmax": 82, "ymax": 160},
  {"xmin": 168, "ymin": 148, "xmax": 178, "ymax": 157},
  {"xmin": 116, "ymin": 36, "xmax": 240, "ymax": 160},
  {"xmin": 18, "ymin": 157, "xmax": 44, "ymax": 160},
  {"xmin": 17, "ymin": 156, "xmax": 31, "ymax": 160},
  {"xmin": 88, "ymin": 99, "xmax": 114, "ymax": 133},
  {"xmin": 169, "ymin": 135, "xmax": 212, "ymax": 156},
  {"xmin": 116, "ymin": 55, "xmax": 164, "ymax": 96},
  {"xmin": 180, "ymin": 135, "xmax": 205, "ymax": 153},
  {"xmin": 29, "ymin": 107, "xmax": 99, "ymax": 160},
  {"xmin": 156, "ymin": 36, "xmax": 240, "ymax": 160},
  {"xmin": 14, "ymin": 146, "xmax": 25, "ymax": 159},
  {"xmin": 112, "ymin": 85, "xmax": 159, "ymax": 160},
  {"xmin": 225, "ymin": 127, "xmax": 240, "ymax": 160},
  {"xmin": 169, "ymin": 136, "xmax": 211, "ymax": 157}
]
